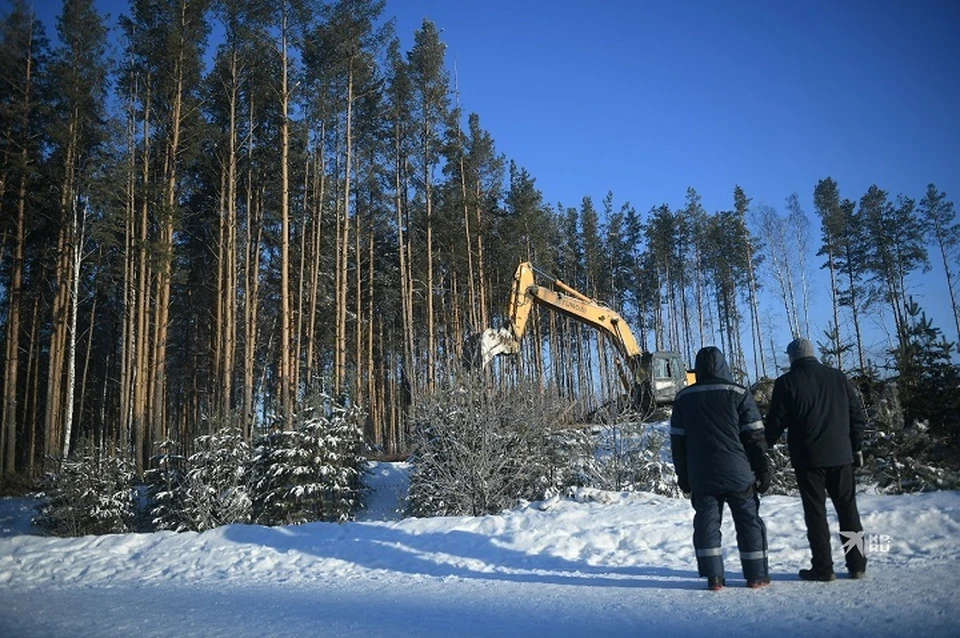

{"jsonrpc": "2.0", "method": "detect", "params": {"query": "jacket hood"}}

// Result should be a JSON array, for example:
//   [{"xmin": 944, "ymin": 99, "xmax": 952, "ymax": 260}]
[{"xmin": 694, "ymin": 346, "xmax": 733, "ymax": 382}]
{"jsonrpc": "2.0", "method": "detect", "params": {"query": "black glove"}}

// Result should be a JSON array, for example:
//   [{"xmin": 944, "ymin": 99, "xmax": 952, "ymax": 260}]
[
  {"xmin": 853, "ymin": 450, "xmax": 864, "ymax": 469},
  {"xmin": 755, "ymin": 470, "xmax": 771, "ymax": 494},
  {"xmin": 678, "ymin": 474, "xmax": 691, "ymax": 494}
]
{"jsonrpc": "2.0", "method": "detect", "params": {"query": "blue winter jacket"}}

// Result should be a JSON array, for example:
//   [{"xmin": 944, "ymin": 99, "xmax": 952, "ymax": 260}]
[{"xmin": 670, "ymin": 347, "xmax": 768, "ymax": 495}]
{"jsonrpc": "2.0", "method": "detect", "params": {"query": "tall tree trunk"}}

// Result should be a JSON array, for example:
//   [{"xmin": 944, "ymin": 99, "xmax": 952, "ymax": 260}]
[
  {"xmin": 393, "ymin": 120, "xmax": 415, "ymax": 454},
  {"xmin": 44, "ymin": 110, "xmax": 81, "ymax": 465},
  {"xmin": 937, "ymin": 243, "xmax": 960, "ymax": 346},
  {"xmin": 336, "ymin": 66, "xmax": 354, "ymax": 396},
  {"xmin": 845, "ymin": 246, "xmax": 867, "ymax": 372},
  {"xmin": 366, "ymin": 232, "xmax": 378, "ymax": 444},
  {"xmin": 242, "ymin": 98, "xmax": 262, "ymax": 441},
  {"xmin": 354, "ymin": 200, "xmax": 363, "ymax": 403},
  {"xmin": 133, "ymin": 78, "xmax": 152, "ymax": 475},
  {"xmin": 152, "ymin": 0, "xmax": 191, "ymax": 451},
  {"xmin": 119, "ymin": 72, "xmax": 138, "ymax": 464},
  {"xmin": 2, "ymin": 161, "xmax": 27, "ymax": 476},
  {"xmin": 279, "ymin": 7, "xmax": 293, "ymax": 430},
  {"xmin": 295, "ymin": 154, "xmax": 309, "ymax": 400},
  {"xmin": 2, "ymin": 181, "xmax": 24, "ymax": 475},
  {"xmin": 78, "ymin": 295, "xmax": 96, "ymax": 449},
  {"xmin": 25, "ymin": 297, "xmax": 41, "ymax": 474},
  {"xmin": 62, "ymin": 200, "xmax": 85, "ymax": 459},
  {"xmin": 2, "ymin": 0, "xmax": 39, "ymax": 477},
  {"xmin": 305, "ymin": 146, "xmax": 325, "ymax": 390},
  {"xmin": 826, "ymin": 247, "xmax": 843, "ymax": 370},
  {"xmin": 222, "ymin": 47, "xmax": 239, "ymax": 416}
]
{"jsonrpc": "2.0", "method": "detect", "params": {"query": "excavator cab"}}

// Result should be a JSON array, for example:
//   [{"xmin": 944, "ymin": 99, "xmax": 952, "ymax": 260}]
[{"xmin": 641, "ymin": 351, "xmax": 689, "ymax": 405}]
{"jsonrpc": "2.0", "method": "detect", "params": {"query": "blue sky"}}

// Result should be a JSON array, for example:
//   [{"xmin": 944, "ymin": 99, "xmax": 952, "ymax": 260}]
[
  {"xmin": 390, "ymin": 0, "xmax": 958, "ymax": 215},
  {"xmin": 389, "ymin": 0, "xmax": 960, "ymax": 361},
  {"xmin": 25, "ymin": 0, "xmax": 960, "ymax": 363}
]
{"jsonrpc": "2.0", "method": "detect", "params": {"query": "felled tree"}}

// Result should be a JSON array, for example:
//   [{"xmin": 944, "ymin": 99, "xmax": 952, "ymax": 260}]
[{"xmin": 857, "ymin": 358, "xmax": 959, "ymax": 493}]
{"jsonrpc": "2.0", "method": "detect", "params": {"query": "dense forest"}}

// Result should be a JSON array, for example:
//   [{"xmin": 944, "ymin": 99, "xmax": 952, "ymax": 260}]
[{"xmin": 2, "ymin": 0, "xmax": 958, "ymax": 485}]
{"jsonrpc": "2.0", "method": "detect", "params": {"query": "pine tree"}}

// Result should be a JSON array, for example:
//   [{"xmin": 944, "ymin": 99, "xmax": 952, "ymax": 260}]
[
  {"xmin": 119, "ymin": 0, "xmax": 211, "ymax": 472},
  {"xmin": 0, "ymin": 0, "xmax": 49, "ymax": 477},
  {"xmin": 918, "ymin": 184, "xmax": 960, "ymax": 347},
  {"xmin": 815, "ymin": 178, "xmax": 868, "ymax": 372},
  {"xmin": 407, "ymin": 19, "xmax": 450, "ymax": 392},
  {"xmin": 859, "ymin": 185, "xmax": 929, "ymax": 349},
  {"xmin": 384, "ymin": 37, "xmax": 416, "ymax": 451},
  {"xmin": 733, "ymin": 185, "xmax": 765, "ymax": 379},
  {"xmin": 643, "ymin": 204, "xmax": 676, "ymax": 352},
  {"xmin": 892, "ymin": 299, "xmax": 960, "ymax": 442},
  {"xmin": 43, "ymin": 0, "xmax": 111, "ymax": 462},
  {"xmin": 182, "ymin": 427, "xmax": 252, "ymax": 530},
  {"xmin": 249, "ymin": 396, "xmax": 366, "ymax": 525},
  {"xmin": 35, "ymin": 445, "xmax": 138, "ymax": 536},
  {"xmin": 678, "ymin": 189, "xmax": 704, "ymax": 360}
]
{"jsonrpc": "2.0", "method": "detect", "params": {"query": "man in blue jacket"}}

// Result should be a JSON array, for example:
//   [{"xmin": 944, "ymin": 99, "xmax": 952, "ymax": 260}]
[
  {"xmin": 765, "ymin": 337, "xmax": 867, "ymax": 582},
  {"xmin": 670, "ymin": 346, "xmax": 771, "ymax": 591}
]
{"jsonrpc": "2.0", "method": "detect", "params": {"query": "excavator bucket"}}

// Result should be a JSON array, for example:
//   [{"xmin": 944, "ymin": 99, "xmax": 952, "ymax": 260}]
[{"xmin": 479, "ymin": 326, "xmax": 521, "ymax": 367}]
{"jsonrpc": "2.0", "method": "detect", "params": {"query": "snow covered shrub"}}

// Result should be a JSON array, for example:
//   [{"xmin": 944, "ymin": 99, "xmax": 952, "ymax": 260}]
[
  {"xmin": 145, "ymin": 439, "xmax": 190, "ymax": 532},
  {"xmin": 408, "ymin": 375, "xmax": 575, "ymax": 517},
  {"xmin": 181, "ymin": 427, "xmax": 252, "ymax": 531},
  {"xmin": 34, "ymin": 447, "xmax": 137, "ymax": 537},
  {"xmin": 249, "ymin": 395, "xmax": 366, "ymax": 526},
  {"xmin": 575, "ymin": 416, "xmax": 679, "ymax": 495},
  {"xmin": 763, "ymin": 443, "xmax": 798, "ymax": 496}
]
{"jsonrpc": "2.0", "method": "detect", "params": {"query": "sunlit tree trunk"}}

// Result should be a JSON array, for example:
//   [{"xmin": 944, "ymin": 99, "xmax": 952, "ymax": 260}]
[
  {"xmin": 279, "ymin": 5, "xmax": 293, "ymax": 429},
  {"xmin": 242, "ymin": 98, "xmax": 262, "ymax": 440}
]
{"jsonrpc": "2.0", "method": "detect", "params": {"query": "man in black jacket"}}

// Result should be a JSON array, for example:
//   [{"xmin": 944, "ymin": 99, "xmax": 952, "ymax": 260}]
[
  {"xmin": 670, "ymin": 346, "xmax": 771, "ymax": 591},
  {"xmin": 765, "ymin": 337, "xmax": 867, "ymax": 582}
]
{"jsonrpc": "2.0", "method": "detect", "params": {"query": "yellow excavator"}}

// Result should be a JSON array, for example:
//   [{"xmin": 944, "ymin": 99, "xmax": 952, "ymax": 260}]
[{"xmin": 478, "ymin": 261, "xmax": 692, "ymax": 411}]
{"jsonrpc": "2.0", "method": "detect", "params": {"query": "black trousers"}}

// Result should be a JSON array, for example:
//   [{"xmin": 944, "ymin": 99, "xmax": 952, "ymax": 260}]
[{"xmin": 794, "ymin": 464, "xmax": 866, "ymax": 573}]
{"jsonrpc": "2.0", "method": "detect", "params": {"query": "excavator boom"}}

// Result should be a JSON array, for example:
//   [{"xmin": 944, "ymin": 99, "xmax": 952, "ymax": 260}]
[{"xmin": 480, "ymin": 262, "xmax": 690, "ymax": 407}]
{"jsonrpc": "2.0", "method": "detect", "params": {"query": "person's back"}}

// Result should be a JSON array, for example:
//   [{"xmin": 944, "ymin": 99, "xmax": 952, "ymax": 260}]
[
  {"xmin": 670, "ymin": 346, "xmax": 771, "ymax": 591},
  {"xmin": 766, "ymin": 353, "xmax": 864, "ymax": 468},
  {"xmin": 672, "ymin": 347, "xmax": 761, "ymax": 495},
  {"xmin": 764, "ymin": 337, "xmax": 867, "ymax": 582}
]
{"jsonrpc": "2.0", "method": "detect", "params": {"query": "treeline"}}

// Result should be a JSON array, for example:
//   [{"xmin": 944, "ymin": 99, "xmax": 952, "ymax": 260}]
[{"xmin": 2, "ymin": 0, "xmax": 958, "ymax": 482}]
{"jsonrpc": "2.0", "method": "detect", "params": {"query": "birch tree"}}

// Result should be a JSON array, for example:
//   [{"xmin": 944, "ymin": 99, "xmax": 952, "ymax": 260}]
[{"xmin": 785, "ymin": 193, "xmax": 813, "ymax": 336}]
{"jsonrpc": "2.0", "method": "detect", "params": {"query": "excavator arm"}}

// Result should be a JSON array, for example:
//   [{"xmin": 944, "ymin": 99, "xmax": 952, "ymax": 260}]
[
  {"xmin": 480, "ymin": 262, "xmax": 689, "ymax": 406},
  {"xmin": 481, "ymin": 262, "xmax": 641, "ymax": 362}
]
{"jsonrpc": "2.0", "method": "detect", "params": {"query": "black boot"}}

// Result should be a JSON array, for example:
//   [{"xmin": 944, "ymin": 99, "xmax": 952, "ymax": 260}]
[
  {"xmin": 799, "ymin": 568, "xmax": 836, "ymax": 582},
  {"xmin": 707, "ymin": 576, "xmax": 725, "ymax": 591}
]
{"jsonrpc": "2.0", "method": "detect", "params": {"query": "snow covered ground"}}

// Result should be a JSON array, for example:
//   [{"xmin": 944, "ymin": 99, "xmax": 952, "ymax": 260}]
[{"xmin": 2, "ymin": 460, "xmax": 959, "ymax": 637}]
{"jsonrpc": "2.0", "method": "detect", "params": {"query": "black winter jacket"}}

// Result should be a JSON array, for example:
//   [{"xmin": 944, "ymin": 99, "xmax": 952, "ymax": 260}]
[
  {"xmin": 670, "ymin": 347, "xmax": 768, "ymax": 495},
  {"xmin": 764, "ymin": 356, "xmax": 866, "ymax": 469}
]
